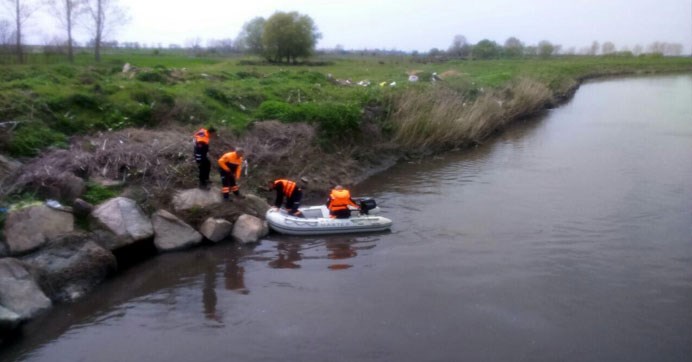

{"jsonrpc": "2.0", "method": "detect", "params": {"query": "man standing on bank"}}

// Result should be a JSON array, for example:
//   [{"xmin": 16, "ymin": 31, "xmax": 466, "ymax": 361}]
[
  {"xmin": 268, "ymin": 179, "xmax": 304, "ymax": 217},
  {"xmin": 218, "ymin": 148, "xmax": 244, "ymax": 200},
  {"xmin": 193, "ymin": 126, "xmax": 216, "ymax": 189}
]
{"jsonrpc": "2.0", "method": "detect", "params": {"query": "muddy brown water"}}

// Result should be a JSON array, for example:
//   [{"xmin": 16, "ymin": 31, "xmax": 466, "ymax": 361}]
[{"xmin": 2, "ymin": 75, "xmax": 692, "ymax": 361}]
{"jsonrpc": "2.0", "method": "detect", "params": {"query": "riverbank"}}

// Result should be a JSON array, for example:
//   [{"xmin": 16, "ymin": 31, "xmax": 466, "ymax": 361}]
[{"xmin": 1, "ymin": 56, "xmax": 692, "ymax": 340}]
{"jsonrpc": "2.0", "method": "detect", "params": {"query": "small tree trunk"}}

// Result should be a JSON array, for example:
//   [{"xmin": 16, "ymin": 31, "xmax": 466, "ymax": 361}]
[
  {"xmin": 94, "ymin": 0, "xmax": 102, "ymax": 62},
  {"xmin": 67, "ymin": 0, "xmax": 73, "ymax": 63},
  {"xmin": 15, "ymin": 0, "xmax": 23, "ymax": 64}
]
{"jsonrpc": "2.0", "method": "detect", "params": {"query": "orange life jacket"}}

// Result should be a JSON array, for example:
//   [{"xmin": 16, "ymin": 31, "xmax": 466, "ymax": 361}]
[
  {"xmin": 194, "ymin": 128, "xmax": 210, "ymax": 145},
  {"xmin": 218, "ymin": 151, "xmax": 243, "ymax": 179},
  {"xmin": 274, "ymin": 179, "xmax": 296, "ymax": 198},
  {"xmin": 328, "ymin": 189, "xmax": 358, "ymax": 212}
]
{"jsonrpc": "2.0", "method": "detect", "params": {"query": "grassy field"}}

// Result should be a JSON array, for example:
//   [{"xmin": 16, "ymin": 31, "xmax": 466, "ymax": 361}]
[{"xmin": 1, "ymin": 52, "xmax": 692, "ymax": 157}]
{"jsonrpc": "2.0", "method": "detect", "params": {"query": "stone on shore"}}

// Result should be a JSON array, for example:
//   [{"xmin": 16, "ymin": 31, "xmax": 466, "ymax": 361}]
[
  {"xmin": 231, "ymin": 214, "xmax": 269, "ymax": 244},
  {"xmin": 0, "ymin": 305, "xmax": 22, "ymax": 333},
  {"xmin": 4, "ymin": 203, "xmax": 74, "ymax": 255},
  {"xmin": 152, "ymin": 209, "xmax": 203, "ymax": 252},
  {"xmin": 242, "ymin": 193, "xmax": 272, "ymax": 217},
  {"xmin": 21, "ymin": 233, "xmax": 117, "ymax": 303},
  {"xmin": 199, "ymin": 217, "xmax": 233, "ymax": 242},
  {"xmin": 172, "ymin": 187, "xmax": 222, "ymax": 211},
  {"xmin": 72, "ymin": 198, "xmax": 94, "ymax": 218},
  {"xmin": 0, "ymin": 258, "xmax": 52, "ymax": 320},
  {"xmin": 91, "ymin": 197, "xmax": 154, "ymax": 250}
]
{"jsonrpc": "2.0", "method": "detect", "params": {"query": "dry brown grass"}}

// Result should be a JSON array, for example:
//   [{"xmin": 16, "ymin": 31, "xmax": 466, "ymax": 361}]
[
  {"xmin": 5, "ymin": 120, "xmax": 385, "ymax": 207},
  {"xmin": 390, "ymin": 78, "xmax": 553, "ymax": 150}
]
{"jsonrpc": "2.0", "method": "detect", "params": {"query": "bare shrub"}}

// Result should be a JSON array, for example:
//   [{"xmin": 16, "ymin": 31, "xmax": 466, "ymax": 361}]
[{"xmin": 390, "ymin": 78, "xmax": 553, "ymax": 150}]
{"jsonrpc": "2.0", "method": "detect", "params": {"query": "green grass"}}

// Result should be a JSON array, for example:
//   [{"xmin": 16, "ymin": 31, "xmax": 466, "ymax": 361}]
[
  {"xmin": 82, "ymin": 182, "xmax": 121, "ymax": 205},
  {"xmin": 1, "ymin": 53, "xmax": 691, "ymax": 157}
]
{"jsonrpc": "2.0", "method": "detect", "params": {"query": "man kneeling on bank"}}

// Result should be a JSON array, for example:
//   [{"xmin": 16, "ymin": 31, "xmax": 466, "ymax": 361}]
[{"xmin": 269, "ymin": 179, "xmax": 304, "ymax": 217}]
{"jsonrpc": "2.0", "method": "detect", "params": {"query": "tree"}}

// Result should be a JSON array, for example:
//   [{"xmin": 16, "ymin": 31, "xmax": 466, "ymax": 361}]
[
  {"xmin": 589, "ymin": 40, "xmax": 600, "ymax": 56},
  {"xmin": 84, "ymin": 0, "xmax": 128, "ymax": 61},
  {"xmin": 601, "ymin": 41, "xmax": 616, "ymax": 55},
  {"xmin": 472, "ymin": 39, "xmax": 501, "ymax": 59},
  {"xmin": 537, "ymin": 40, "xmax": 555, "ymax": 58},
  {"xmin": 3, "ymin": 0, "xmax": 38, "ymax": 63},
  {"xmin": 448, "ymin": 34, "xmax": 470, "ymax": 58},
  {"xmin": 48, "ymin": 0, "xmax": 83, "ymax": 62},
  {"xmin": 236, "ymin": 16, "xmax": 265, "ymax": 55},
  {"xmin": 503, "ymin": 36, "xmax": 524, "ymax": 58},
  {"xmin": 261, "ymin": 11, "xmax": 321, "ymax": 63},
  {"xmin": 632, "ymin": 44, "xmax": 643, "ymax": 56}
]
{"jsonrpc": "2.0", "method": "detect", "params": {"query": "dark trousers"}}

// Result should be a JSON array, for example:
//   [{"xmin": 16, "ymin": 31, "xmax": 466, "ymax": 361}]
[
  {"xmin": 219, "ymin": 166, "xmax": 239, "ymax": 199},
  {"xmin": 197, "ymin": 157, "xmax": 210, "ymax": 186},
  {"xmin": 286, "ymin": 189, "xmax": 303, "ymax": 215},
  {"xmin": 330, "ymin": 209, "xmax": 352, "ymax": 219},
  {"xmin": 194, "ymin": 143, "xmax": 210, "ymax": 186}
]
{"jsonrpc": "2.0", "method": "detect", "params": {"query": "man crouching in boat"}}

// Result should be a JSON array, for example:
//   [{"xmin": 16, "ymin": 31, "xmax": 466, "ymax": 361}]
[
  {"xmin": 327, "ymin": 185, "xmax": 360, "ymax": 219},
  {"xmin": 269, "ymin": 179, "xmax": 304, "ymax": 217}
]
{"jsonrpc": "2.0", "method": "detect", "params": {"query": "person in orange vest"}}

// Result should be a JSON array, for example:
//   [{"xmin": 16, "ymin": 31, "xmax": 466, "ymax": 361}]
[
  {"xmin": 193, "ymin": 127, "xmax": 216, "ymax": 189},
  {"xmin": 326, "ymin": 185, "xmax": 360, "ymax": 219},
  {"xmin": 218, "ymin": 148, "xmax": 244, "ymax": 200},
  {"xmin": 268, "ymin": 179, "xmax": 304, "ymax": 217}
]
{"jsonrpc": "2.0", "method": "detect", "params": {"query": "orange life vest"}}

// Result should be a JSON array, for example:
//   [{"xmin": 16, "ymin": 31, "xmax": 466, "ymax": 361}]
[
  {"xmin": 218, "ymin": 151, "xmax": 243, "ymax": 179},
  {"xmin": 194, "ymin": 128, "xmax": 210, "ymax": 145},
  {"xmin": 274, "ymin": 179, "xmax": 296, "ymax": 198},
  {"xmin": 328, "ymin": 189, "xmax": 358, "ymax": 212}
]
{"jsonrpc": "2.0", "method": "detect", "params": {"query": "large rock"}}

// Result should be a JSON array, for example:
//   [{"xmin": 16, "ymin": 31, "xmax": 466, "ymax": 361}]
[
  {"xmin": 4, "ymin": 203, "xmax": 74, "ymax": 255},
  {"xmin": 0, "ymin": 258, "xmax": 52, "ymax": 320},
  {"xmin": 152, "ymin": 210, "xmax": 203, "ymax": 252},
  {"xmin": 231, "ymin": 214, "xmax": 269, "ymax": 244},
  {"xmin": 199, "ymin": 217, "xmax": 233, "ymax": 242},
  {"xmin": 0, "ymin": 305, "xmax": 21, "ymax": 333},
  {"xmin": 91, "ymin": 197, "xmax": 154, "ymax": 250},
  {"xmin": 21, "ymin": 233, "xmax": 117, "ymax": 303},
  {"xmin": 243, "ymin": 193, "xmax": 272, "ymax": 217},
  {"xmin": 172, "ymin": 188, "xmax": 222, "ymax": 211},
  {"xmin": 72, "ymin": 198, "xmax": 94, "ymax": 218}
]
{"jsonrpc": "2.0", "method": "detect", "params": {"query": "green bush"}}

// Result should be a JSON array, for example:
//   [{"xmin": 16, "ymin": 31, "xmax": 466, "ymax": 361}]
[
  {"xmin": 82, "ymin": 182, "xmax": 120, "ymax": 205},
  {"xmin": 205, "ymin": 87, "xmax": 230, "ymax": 104},
  {"xmin": 7, "ymin": 122, "xmax": 68, "ymax": 157},
  {"xmin": 136, "ymin": 71, "xmax": 166, "ymax": 82},
  {"xmin": 255, "ymin": 100, "xmax": 361, "ymax": 138}
]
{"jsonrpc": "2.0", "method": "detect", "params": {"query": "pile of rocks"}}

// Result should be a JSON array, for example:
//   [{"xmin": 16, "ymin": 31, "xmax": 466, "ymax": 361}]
[{"xmin": 0, "ymin": 188, "xmax": 270, "ymax": 337}]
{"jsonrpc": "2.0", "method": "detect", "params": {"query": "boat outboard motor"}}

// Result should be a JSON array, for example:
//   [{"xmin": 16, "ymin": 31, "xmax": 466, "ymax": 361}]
[{"xmin": 358, "ymin": 198, "xmax": 377, "ymax": 215}]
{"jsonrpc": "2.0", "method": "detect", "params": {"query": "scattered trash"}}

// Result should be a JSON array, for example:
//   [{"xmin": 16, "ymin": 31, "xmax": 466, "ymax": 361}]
[
  {"xmin": 45, "ymin": 199, "xmax": 62, "ymax": 209},
  {"xmin": 408, "ymin": 75, "xmax": 419, "ymax": 82}
]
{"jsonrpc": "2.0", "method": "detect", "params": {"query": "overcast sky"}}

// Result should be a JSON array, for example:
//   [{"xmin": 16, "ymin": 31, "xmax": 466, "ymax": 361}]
[{"xmin": 19, "ymin": 0, "xmax": 692, "ymax": 53}]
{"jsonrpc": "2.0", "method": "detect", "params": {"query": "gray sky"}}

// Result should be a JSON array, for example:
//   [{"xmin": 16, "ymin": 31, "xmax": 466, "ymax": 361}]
[{"xmin": 20, "ymin": 0, "xmax": 692, "ymax": 53}]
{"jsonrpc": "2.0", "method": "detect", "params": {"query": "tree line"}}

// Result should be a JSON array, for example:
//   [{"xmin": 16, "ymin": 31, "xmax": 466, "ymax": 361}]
[
  {"xmin": 1, "ymin": 0, "xmax": 128, "ymax": 63},
  {"xmin": 431, "ymin": 35, "xmax": 686, "ymax": 61},
  {"xmin": 0, "ymin": 1, "xmax": 686, "ymax": 65}
]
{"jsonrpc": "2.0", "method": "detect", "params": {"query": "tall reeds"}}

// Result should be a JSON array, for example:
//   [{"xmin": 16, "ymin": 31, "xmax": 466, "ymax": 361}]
[{"xmin": 390, "ymin": 78, "xmax": 553, "ymax": 150}]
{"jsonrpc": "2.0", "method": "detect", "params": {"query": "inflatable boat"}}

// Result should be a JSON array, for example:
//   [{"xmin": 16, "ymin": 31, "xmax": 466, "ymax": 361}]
[{"xmin": 265, "ymin": 198, "xmax": 393, "ymax": 236}]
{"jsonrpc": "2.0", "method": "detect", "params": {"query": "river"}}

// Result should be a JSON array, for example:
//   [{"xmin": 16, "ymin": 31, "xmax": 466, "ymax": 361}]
[{"xmin": 1, "ymin": 74, "xmax": 691, "ymax": 361}]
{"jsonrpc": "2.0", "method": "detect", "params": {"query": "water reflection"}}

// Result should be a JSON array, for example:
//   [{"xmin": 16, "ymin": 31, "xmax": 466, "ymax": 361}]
[
  {"xmin": 202, "ymin": 248, "xmax": 249, "ymax": 323},
  {"xmin": 202, "ymin": 263, "xmax": 220, "ymax": 322},
  {"xmin": 268, "ymin": 241, "xmax": 303, "ymax": 269},
  {"xmin": 266, "ymin": 235, "xmax": 380, "ymax": 270},
  {"xmin": 326, "ymin": 239, "xmax": 358, "ymax": 270}
]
